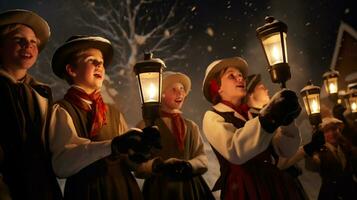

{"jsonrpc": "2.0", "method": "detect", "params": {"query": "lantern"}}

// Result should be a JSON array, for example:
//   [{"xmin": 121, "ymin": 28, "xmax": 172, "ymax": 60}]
[
  {"xmin": 300, "ymin": 81, "xmax": 322, "ymax": 126},
  {"xmin": 134, "ymin": 53, "xmax": 166, "ymax": 125},
  {"xmin": 347, "ymin": 89, "xmax": 357, "ymax": 115},
  {"xmin": 256, "ymin": 16, "xmax": 290, "ymax": 88},
  {"xmin": 322, "ymin": 69, "xmax": 339, "ymax": 102}
]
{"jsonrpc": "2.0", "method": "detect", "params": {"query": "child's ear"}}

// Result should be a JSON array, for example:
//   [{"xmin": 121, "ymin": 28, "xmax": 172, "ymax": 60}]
[{"xmin": 65, "ymin": 64, "xmax": 76, "ymax": 78}]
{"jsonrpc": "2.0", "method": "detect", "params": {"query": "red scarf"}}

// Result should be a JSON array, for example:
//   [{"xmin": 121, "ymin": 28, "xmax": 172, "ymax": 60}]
[
  {"xmin": 221, "ymin": 100, "xmax": 250, "ymax": 120},
  {"xmin": 64, "ymin": 87, "xmax": 107, "ymax": 138},
  {"xmin": 161, "ymin": 111, "xmax": 185, "ymax": 151}
]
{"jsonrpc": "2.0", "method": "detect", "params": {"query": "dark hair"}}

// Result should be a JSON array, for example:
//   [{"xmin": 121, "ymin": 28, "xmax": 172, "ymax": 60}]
[{"xmin": 62, "ymin": 50, "xmax": 86, "ymax": 85}]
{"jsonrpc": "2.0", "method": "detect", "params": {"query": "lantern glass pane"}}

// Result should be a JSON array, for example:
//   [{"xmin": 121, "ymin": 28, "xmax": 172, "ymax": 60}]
[
  {"xmin": 303, "ymin": 93, "xmax": 320, "ymax": 115},
  {"xmin": 262, "ymin": 32, "xmax": 288, "ymax": 65},
  {"xmin": 324, "ymin": 77, "xmax": 338, "ymax": 94},
  {"xmin": 349, "ymin": 96, "xmax": 357, "ymax": 113},
  {"xmin": 138, "ymin": 72, "xmax": 160, "ymax": 103}
]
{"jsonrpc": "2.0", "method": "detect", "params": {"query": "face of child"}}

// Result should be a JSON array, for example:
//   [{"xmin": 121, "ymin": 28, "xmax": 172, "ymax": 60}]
[
  {"xmin": 67, "ymin": 48, "xmax": 105, "ymax": 94},
  {"xmin": 251, "ymin": 82, "xmax": 270, "ymax": 106},
  {"xmin": 324, "ymin": 125, "xmax": 341, "ymax": 146},
  {"xmin": 162, "ymin": 82, "xmax": 186, "ymax": 111},
  {"xmin": 0, "ymin": 25, "xmax": 39, "ymax": 70},
  {"xmin": 219, "ymin": 67, "xmax": 246, "ymax": 103}
]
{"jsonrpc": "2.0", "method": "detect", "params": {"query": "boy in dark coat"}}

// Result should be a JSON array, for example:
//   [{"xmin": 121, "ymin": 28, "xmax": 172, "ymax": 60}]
[{"xmin": 0, "ymin": 9, "xmax": 62, "ymax": 200}]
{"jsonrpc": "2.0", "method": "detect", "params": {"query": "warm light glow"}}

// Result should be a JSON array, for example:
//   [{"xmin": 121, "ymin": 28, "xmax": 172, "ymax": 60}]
[
  {"xmin": 351, "ymin": 102, "xmax": 357, "ymax": 112},
  {"xmin": 262, "ymin": 32, "xmax": 288, "ymax": 65},
  {"xmin": 310, "ymin": 99, "xmax": 319, "ymax": 114},
  {"xmin": 303, "ymin": 94, "xmax": 320, "ymax": 115},
  {"xmin": 329, "ymin": 83, "xmax": 338, "ymax": 94},
  {"xmin": 137, "ymin": 72, "xmax": 160, "ymax": 103},
  {"xmin": 324, "ymin": 77, "xmax": 338, "ymax": 94},
  {"xmin": 272, "ymin": 46, "xmax": 280, "ymax": 61},
  {"xmin": 148, "ymin": 83, "xmax": 157, "ymax": 100}
]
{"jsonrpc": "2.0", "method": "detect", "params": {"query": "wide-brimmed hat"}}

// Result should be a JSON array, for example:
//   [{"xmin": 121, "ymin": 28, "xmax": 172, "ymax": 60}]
[
  {"xmin": 162, "ymin": 71, "xmax": 191, "ymax": 94},
  {"xmin": 320, "ymin": 117, "xmax": 344, "ymax": 132},
  {"xmin": 52, "ymin": 35, "xmax": 113, "ymax": 79},
  {"xmin": 202, "ymin": 57, "xmax": 248, "ymax": 103},
  {"xmin": 0, "ymin": 9, "xmax": 50, "ymax": 51},
  {"xmin": 246, "ymin": 74, "xmax": 262, "ymax": 94}
]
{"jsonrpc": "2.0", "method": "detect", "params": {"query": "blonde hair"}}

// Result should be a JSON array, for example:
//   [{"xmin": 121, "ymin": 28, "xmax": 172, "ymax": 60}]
[{"xmin": 0, "ymin": 24, "xmax": 41, "ymax": 46}]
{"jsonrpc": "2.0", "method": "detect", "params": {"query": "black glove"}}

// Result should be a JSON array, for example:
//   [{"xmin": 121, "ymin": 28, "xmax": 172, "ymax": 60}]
[
  {"xmin": 111, "ymin": 126, "xmax": 161, "ymax": 163},
  {"xmin": 333, "ymin": 104, "xmax": 346, "ymax": 122},
  {"xmin": 156, "ymin": 158, "xmax": 193, "ymax": 181},
  {"xmin": 111, "ymin": 129, "xmax": 144, "ymax": 155},
  {"xmin": 141, "ymin": 126, "xmax": 162, "ymax": 150},
  {"xmin": 303, "ymin": 130, "xmax": 325, "ymax": 157},
  {"xmin": 259, "ymin": 89, "xmax": 301, "ymax": 133}
]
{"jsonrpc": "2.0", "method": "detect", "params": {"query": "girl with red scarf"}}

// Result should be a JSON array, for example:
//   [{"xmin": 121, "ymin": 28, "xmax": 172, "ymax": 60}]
[
  {"xmin": 202, "ymin": 57, "xmax": 303, "ymax": 200},
  {"xmin": 135, "ymin": 71, "xmax": 214, "ymax": 200},
  {"xmin": 49, "ymin": 35, "xmax": 160, "ymax": 200}
]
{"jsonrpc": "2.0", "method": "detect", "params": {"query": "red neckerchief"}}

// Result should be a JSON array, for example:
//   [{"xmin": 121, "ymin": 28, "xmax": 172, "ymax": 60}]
[
  {"xmin": 221, "ymin": 100, "xmax": 250, "ymax": 120},
  {"xmin": 64, "ymin": 87, "xmax": 107, "ymax": 138},
  {"xmin": 161, "ymin": 111, "xmax": 185, "ymax": 151}
]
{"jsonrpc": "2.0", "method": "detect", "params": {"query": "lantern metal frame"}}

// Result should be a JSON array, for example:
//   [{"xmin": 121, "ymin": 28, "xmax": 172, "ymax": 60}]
[
  {"xmin": 134, "ymin": 53, "xmax": 166, "ymax": 126},
  {"xmin": 322, "ymin": 69, "xmax": 339, "ymax": 103},
  {"xmin": 300, "ymin": 81, "xmax": 322, "ymax": 126},
  {"xmin": 346, "ymin": 89, "xmax": 357, "ymax": 116},
  {"xmin": 256, "ymin": 16, "xmax": 290, "ymax": 88}
]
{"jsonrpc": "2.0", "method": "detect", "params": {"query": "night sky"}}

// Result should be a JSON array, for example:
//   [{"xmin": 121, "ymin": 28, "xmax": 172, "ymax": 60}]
[{"xmin": 1, "ymin": 0, "xmax": 355, "ymax": 125}]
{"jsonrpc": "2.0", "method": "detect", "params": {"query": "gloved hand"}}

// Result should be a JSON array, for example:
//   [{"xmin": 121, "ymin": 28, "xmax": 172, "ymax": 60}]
[
  {"xmin": 333, "ymin": 104, "xmax": 346, "ymax": 122},
  {"xmin": 303, "ymin": 129, "xmax": 325, "ymax": 157},
  {"xmin": 111, "ymin": 126, "xmax": 161, "ymax": 163},
  {"xmin": 259, "ymin": 89, "xmax": 301, "ymax": 133},
  {"xmin": 155, "ymin": 158, "xmax": 193, "ymax": 181}
]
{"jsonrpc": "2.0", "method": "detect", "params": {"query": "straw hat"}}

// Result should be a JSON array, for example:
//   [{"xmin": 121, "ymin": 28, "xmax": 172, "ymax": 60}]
[
  {"xmin": 51, "ymin": 35, "xmax": 113, "ymax": 79},
  {"xmin": 0, "ymin": 9, "xmax": 50, "ymax": 51},
  {"xmin": 162, "ymin": 71, "xmax": 191, "ymax": 94},
  {"xmin": 202, "ymin": 57, "xmax": 248, "ymax": 103},
  {"xmin": 320, "ymin": 117, "xmax": 344, "ymax": 132}
]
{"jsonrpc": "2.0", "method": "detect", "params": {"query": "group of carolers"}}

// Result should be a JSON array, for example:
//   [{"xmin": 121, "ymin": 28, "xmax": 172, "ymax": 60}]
[{"xmin": 0, "ymin": 9, "xmax": 356, "ymax": 200}]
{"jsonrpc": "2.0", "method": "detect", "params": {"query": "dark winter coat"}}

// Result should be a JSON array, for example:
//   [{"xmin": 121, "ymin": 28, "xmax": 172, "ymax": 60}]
[
  {"xmin": 57, "ymin": 99, "xmax": 143, "ymax": 200},
  {"xmin": 0, "ymin": 69, "xmax": 63, "ymax": 200}
]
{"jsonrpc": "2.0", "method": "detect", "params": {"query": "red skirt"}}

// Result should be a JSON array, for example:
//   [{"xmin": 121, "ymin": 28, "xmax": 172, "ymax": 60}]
[{"xmin": 224, "ymin": 161, "xmax": 304, "ymax": 200}]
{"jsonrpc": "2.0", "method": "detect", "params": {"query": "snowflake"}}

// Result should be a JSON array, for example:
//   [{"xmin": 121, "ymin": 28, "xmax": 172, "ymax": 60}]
[
  {"xmin": 206, "ymin": 27, "xmax": 214, "ymax": 37},
  {"xmin": 345, "ymin": 8, "xmax": 350, "ymax": 14},
  {"xmin": 305, "ymin": 22, "xmax": 311, "ymax": 26},
  {"xmin": 191, "ymin": 6, "xmax": 196, "ymax": 12},
  {"xmin": 164, "ymin": 29, "xmax": 170, "ymax": 38},
  {"xmin": 207, "ymin": 45, "xmax": 213, "ymax": 52}
]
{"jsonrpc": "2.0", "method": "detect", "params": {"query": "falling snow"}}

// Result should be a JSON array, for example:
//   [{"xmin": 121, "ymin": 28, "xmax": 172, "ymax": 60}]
[{"xmin": 206, "ymin": 27, "xmax": 214, "ymax": 37}]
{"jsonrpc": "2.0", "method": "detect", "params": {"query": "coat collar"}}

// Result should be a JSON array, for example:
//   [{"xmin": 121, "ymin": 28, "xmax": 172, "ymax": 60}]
[
  {"xmin": 213, "ymin": 102, "xmax": 252, "ymax": 122},
  {"xmin": 0, "ymin": 67, "xmax": 46, "ymax": 87}
]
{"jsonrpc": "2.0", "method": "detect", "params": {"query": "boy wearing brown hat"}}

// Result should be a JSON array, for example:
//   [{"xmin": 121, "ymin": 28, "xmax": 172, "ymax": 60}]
[
  {"xmin": 49, "ymin": 35, "xmax": 160, "ymax": 200},
  {"xmin": 135, "ymin": 71, "xmax": 214, "ymax": 200},
  {"xmin": 202, "ymin": 57, "xmax": 303, "ymax": 200},
  {"xmin": 0, "ymin": 9, "xmax": 62, "ymax": 200},
  {"xmin": 279, "ymin": 117, "xmax": 357, "ymax": 200}
]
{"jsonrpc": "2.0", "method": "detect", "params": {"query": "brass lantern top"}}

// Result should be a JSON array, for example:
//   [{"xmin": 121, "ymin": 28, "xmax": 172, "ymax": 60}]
[
  {"xmin": 134, "ymin": 52, "xmax": 166, "ymax": 74},
  {"xmin": 256, "ymin": 16, "xmax": 288, "ymax": 39},
  {"xmin": 300, "ymin": 81, "xmax": 320, "ymax": 96},
  {"xmin": 322, "ymin": 69, "xmax": 339, "ymax": 80}
]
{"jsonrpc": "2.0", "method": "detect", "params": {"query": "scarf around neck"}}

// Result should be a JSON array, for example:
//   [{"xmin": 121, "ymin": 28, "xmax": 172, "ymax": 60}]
[
  {"xmin": 64, "ymin": 87, "xmax": 107, "ymax": 138},
  {"xmin": 161, "ymin": 111, "xmax": 185, "ymax": 151},
  {"xmin": 221, "ymin": 100, "xmax": 250, "ymax": 120}
]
